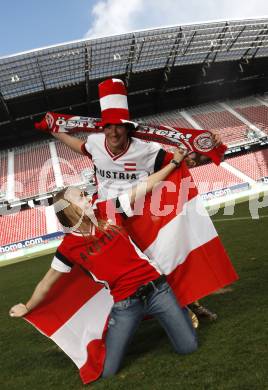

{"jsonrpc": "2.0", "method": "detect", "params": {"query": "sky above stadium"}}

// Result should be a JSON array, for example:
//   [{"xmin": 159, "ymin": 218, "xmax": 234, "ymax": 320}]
[{"xmin": 1, "ymin": 0, "xmax": 268, "ymax": 57}]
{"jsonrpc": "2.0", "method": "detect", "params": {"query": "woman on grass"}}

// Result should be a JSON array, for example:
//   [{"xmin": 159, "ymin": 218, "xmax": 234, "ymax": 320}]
[{"xmin": 9, "ymin": 148, "xmax": 197, "ymax": 378}]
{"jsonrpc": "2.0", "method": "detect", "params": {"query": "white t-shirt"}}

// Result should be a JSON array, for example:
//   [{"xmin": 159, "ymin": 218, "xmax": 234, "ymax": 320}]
[{"xmin": 82, "ymin": 133, "xmax": 164, "ymax": 199}]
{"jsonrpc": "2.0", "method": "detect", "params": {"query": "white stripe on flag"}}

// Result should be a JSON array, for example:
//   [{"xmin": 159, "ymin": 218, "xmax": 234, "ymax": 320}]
[
  {"xmin": 51, "ymin": 288, "xmax": 113, "ymax": 368},
  {"xmin": 145, "ymin": 196, "xmax": 218, "ymax": 274},
  {"xmin": 100, "ymin": 94, "xmax": 128, "ymax": 110}
]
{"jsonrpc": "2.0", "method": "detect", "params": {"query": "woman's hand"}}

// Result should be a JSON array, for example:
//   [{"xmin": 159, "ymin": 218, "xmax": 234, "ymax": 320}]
[
  {"xmin": 9, "ymin": 303, "xmax": 28, "ymax": 318},
  {"xmin": 172, "ymin": 148, "xmax": 188, "ymax": 164},
  {"xmin": 185, "ymin": 154, "xmax": 196, "ymax": 167},
  {"xmin": 8, "ymin": 268, "xmax": 63, "ymax": 319},
  {"xmin": 212, "ymin": 133, "xmax": 222, "ymax": 147}
]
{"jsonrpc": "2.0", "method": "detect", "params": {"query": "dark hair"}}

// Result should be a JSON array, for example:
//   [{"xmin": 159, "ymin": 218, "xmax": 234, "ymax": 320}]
[{"xmin": 103, "ymin": 122, "xmax": 135, "ymax": 137}]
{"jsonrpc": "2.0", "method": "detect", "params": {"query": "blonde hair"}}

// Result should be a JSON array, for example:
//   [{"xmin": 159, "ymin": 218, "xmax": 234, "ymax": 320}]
[{"xmin": 53, "ymin": 188, "xmax": 121, "ymax": 239}]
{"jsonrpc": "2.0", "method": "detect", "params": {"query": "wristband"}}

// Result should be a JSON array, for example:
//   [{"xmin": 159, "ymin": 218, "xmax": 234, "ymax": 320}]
[{"xmin": 170, "ymin": 159, "xmax": 181, "ymax": 167}]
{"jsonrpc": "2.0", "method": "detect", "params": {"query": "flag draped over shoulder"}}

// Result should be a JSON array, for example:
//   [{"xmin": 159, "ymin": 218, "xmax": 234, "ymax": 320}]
[
  {"xmin": 125, "ymin": 163, "xmax": 238, "ymax": 305},
  {"xmin": 35, "ymin": 112, "xmax": 227, "ymax": 165},
  {"xmin": 24, "ymin": 162, "xmax": 238, "ymax": 384}
]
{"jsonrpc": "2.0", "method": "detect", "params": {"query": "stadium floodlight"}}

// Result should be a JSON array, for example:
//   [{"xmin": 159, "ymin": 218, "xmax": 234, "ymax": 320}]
[
  {"xmin": 113, "ymin": 53, "xmax": 121, "ymax": 60},
  {"xmin": 11, "ymin": 75, "xmax": 20, "ymax": 82}
]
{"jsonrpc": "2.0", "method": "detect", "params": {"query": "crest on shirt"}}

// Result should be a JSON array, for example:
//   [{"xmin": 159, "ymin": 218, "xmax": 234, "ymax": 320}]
[{"xmin": 124, "ymin": 162, "xmax": 136, "ymax": 171}]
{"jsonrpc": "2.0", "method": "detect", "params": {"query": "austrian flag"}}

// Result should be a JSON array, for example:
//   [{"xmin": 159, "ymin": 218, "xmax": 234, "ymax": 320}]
[
  {"xmin": 24, "ymin": 163, "xmax": 238, "ymax": 384},
  {"xmin": 124, "ymin": 162, "xmax": 136, "ymax": 171}
]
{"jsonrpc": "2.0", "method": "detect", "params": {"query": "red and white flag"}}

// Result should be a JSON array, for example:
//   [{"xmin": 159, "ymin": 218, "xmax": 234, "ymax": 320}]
[
  {"xmin": 124, "ymin": 162, "xmax": 136, "ymax": 171},
  {"xmin": 25, "ymin": 163, "xmax": 238, "ymax": 384}
]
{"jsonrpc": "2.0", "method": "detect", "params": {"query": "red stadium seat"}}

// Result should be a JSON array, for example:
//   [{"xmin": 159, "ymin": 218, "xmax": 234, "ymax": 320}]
[
  {"xmin": 14, "ymin": 144, "xmax": 56, "ymax": 198},
  {"xmin": 227, "ymin": 150, "xmax": 268, "ymax": 180},
  {"xmin": 189, "ymin": 163, "xmax": 244, "ymax": 193},
  {"xmin": 55, "ymin": 140, "xmax": 94, "ymax": 187},
  {"xmin": 0, "ymin": 207, "xmax": 47, "ymax": 246}
]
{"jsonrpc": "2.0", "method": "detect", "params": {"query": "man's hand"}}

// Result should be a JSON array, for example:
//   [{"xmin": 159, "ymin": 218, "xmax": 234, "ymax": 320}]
[
  {"xmin": 50, "ymin": 132, "xmax": 84, "ymax": 155},
  {"xmin": 173, "ymin": 148, "xmax": 187, "ymax": 163},
  {"xmin": 185, "ymin": 132, "xmax": 223, "ymax": 167}
]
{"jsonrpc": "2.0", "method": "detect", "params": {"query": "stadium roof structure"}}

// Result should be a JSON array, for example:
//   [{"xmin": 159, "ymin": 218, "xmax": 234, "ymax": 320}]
[{"xmin": 1, "ymin": 17, "xmax": 268, "ymax": 148}]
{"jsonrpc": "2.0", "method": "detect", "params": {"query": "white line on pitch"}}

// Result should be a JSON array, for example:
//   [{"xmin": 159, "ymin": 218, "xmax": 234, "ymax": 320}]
[{"xmin": 213, "ymin": 215, "xmax": 268, "ymax": 222}]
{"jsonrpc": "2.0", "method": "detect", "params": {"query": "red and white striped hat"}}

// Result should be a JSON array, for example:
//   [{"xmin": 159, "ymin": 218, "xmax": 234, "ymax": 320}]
[{"xmin": 96, "ymin": 78, "xmax": 134, "ymax": 127}]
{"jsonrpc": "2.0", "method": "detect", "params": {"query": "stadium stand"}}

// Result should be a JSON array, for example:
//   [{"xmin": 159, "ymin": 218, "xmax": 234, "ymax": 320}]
[
  {"xmin": 3, "ymin": 111, "xmax": 267, "ymax": 250},
  {"xmin": 230, "ymin": 98, "xmax": 268, "ymax": 137},
  {"xmin": 140, "ymin": 101, "xmax": 266, "ymax": 146},
  {"xmin": 0, "ymin": 207, "xmax": 46, "ymax": 246},
  {"xmin": 0, "ymin": 152, "xmax": 7, "ymax": 197},
  {"xmin": 184, "ymin": 103, "xmax": 249, "ymax": 145},
  {"xmin": 226, "ymin": 149, "xmax": 268, "ymax": 181},
  {"xmin": 1, "ymin": 18, "xmax": 268, "ymax": 254},
  {"xmin": 141, "ymin": 111, "xmax": 192, "ymax": 128},
  {"xmin": 189, "ymin": 163, "xmax": 244, "ymax": 193},
  {"xmin": 14, "ymin": 143, "xmax": 56, "ymax": 199},
  {"xmin": 4, "ymin": 95, "xmax": 267, "ymax": 205},
  {"xmin": 55, "ymin": 140, "xmax": 94, "ymax": 187},
  {"xmin": 2, "ymin": 95, "xmax": 266, "ymax": 202}
]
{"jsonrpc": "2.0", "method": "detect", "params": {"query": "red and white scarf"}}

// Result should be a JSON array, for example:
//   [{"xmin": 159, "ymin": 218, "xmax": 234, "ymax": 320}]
[{"xmin": 35, "ymin": 112, "xmax": 227, "ymax": 165}]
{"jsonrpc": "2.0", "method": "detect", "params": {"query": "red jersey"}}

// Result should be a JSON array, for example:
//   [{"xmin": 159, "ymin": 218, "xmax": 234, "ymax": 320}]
[{"xmin": 51, "ymin": 196, "xmax": 161, "ymax": 302}]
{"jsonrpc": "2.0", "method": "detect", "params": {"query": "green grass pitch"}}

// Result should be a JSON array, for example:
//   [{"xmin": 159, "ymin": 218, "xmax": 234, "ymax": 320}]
[{"xmin": 1, "ymin": 200, "xmax": 267, "ymax": 389}]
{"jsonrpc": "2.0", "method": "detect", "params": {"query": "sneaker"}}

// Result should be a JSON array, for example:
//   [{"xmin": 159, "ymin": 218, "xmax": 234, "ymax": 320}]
[
  {"xmin": 189, "ymin": 301, "xmax": 217, "ymax": 321},
  {"xmin": 188, "ymin": 308, "xmax": 199, "ymax": 329}
]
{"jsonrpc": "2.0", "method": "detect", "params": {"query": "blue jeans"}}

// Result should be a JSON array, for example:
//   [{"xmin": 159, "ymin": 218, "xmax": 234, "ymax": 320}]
[{"xmin": 102, "ymin": 280, "xmax": 198, "ymax": 378}]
